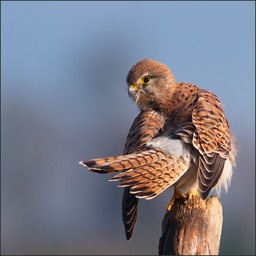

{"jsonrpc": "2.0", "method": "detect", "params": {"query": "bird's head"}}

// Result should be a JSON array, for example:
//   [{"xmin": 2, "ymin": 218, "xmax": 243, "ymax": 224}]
[{"xmin": 126, "ymin": 59, "xmax": 177, "ymax": 111}]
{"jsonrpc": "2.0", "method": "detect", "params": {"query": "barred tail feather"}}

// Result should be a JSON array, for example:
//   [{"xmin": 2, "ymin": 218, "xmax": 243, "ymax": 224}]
[
  {"xmin": 111, "ymin": 156, "xmax": 190, "ymax": 199},
  {"xmin": 79, "ymin": 150, "xmax": 166, "ymax": 173}
]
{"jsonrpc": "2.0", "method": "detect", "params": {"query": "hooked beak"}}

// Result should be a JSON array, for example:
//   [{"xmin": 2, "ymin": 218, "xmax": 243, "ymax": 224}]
[{"xmin": 128, "ymin": 84, "xmax": 139, "ymax": 97}]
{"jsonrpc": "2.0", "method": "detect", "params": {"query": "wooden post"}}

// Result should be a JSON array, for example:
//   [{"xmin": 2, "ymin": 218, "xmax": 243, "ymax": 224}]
[{"xmin": 158, "ymin": 195, "xmax": 223, "ymax": 255}]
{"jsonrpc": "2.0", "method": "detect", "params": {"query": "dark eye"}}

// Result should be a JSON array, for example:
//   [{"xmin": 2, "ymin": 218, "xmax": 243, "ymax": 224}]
[{"xmin": 143, "ymin": 76, "xmax": 151, "ymax": 84}]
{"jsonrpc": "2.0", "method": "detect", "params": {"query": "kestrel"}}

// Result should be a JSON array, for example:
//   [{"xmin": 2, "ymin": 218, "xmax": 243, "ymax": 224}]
[{"xmin": 79, "ymin": 59, "xmax": 237, "ymax": 240}]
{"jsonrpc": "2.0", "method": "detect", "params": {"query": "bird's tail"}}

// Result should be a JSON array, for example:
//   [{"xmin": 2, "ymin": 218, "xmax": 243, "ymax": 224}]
[
  {"xmin": 80, "ymin": 149, "xmax": 190, "ymax": 200},
  {"xmin": 79, "ymin": 149, "xmax": 166, "ymax": 173}
]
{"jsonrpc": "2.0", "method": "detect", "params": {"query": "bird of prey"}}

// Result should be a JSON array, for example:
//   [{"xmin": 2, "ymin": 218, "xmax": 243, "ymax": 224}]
[{"xmin": 79, "ymin": 59, "xmax": 237, "ymax": 240}]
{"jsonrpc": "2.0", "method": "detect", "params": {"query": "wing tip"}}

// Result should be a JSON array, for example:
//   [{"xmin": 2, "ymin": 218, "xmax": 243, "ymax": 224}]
[
  {"xmin": 125, "ymin": 230, "xmax": 133, "ymax": 240},
  {"xmin": 198, "ymin": 189, "xmax": 210, "ymax": 200}
]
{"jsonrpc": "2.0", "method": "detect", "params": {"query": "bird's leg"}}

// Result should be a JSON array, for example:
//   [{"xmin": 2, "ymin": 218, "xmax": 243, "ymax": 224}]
[{"xmin": 167, "ymin": 188, "xmax": 187, "ymax": 211}]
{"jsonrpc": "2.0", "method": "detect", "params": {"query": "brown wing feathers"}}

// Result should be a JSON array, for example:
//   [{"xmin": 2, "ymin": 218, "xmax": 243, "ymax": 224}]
[
  {"xmin": 192, "ymin": 91, "xmax": 230, "ymax": 199},
  {"xmin": 122, "ymin": 188, "xmax": 138, "ymax": 240},
  {"xmin": 198, "ymin": 154, "xmax": 226, "ymax": 199},
  {"xmin": 79, "ymin": 110, "xmax": 166, "ymax": 240},
  {"xmin": 121, "ymin": 111, "xmax": 165, "ymax": 240}
]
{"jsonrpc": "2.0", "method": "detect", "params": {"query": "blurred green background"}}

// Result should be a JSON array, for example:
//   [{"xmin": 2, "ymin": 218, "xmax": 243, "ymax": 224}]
[{"xmin": 1, "ymin": 1, "xmax": 255, "ymax": 255}]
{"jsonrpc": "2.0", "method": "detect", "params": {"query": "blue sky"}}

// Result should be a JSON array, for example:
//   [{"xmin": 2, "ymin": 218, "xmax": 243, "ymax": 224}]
[{"xmin": 2, "ymin": 1, "xmax": 255, "ymax": 255}]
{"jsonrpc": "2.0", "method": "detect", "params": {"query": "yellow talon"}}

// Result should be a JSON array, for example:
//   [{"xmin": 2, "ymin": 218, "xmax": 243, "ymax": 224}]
[
  {"xmin": 188, "ymin": 189, "xmax": 199, "ymax": 198},
  {"xmin": 167, "ymin": 196, "xmax": 176, "ymax": 211},
  {"xmin": 167, "ymin": 188, "xmax": 187, "ymax": 211}
]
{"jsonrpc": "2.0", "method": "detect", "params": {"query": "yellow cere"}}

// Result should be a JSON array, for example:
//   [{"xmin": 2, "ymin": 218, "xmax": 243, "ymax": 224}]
[{"xmin": 130, "ymin": 84, "xmax": 137, "ymax": 90}]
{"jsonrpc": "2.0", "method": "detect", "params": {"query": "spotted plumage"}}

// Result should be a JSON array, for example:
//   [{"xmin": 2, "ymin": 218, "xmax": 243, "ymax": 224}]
[{"xmin": 79, "ymin": 59, "xmax": 237, "ymax": 240}]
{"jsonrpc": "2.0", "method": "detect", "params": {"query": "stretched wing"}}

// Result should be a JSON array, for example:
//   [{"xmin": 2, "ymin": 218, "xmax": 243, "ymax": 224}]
[
  {"xmin": 80, "ymin": 111, "xmax": 165, "ymax": 240},
  {"xmin": 192, "ymin": 91, "xmax": 231, "ymax": 199},
  {"xmin": 122, "ymin": 110, "xmax": 165, "ymax": 240}
]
